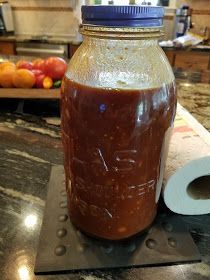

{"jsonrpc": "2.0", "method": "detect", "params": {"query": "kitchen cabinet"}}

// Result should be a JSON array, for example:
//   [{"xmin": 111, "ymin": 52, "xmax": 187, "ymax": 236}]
[
  {"xmin": 0, "ymin": 41, "xmax": 15, "ymax": 55},
  {"xmin": 165, "ymin": 50, "xmax": 175, "ymax": 65},
  {"xmin": 164, "ymin": 48, "xmax": 210, "ymax": 71},
  {"xmin": 174, "ymin": 52, "xmax": 210, "ymax": 71},
  {"xmin": 68, "ymin": 43, "xmax": 80, "ymax": 58}
]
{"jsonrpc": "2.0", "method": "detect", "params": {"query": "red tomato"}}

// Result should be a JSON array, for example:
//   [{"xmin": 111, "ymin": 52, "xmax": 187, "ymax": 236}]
[
  {"xmin": 32, "ymin": 59, "xmax": 45, "ymax": 73},
  {"xmin": 31, "ymin": 69, "xmax": 45, "ymax": 88},
  {"xmin": 31, "ymin": 69, "xmax": 43, "ymax": 77},
  {"xmin": 35, "ymin": 74, "xmax": 46, "ymax": 88},
  {"xmin": 44, "ymin": 57, "xmax": 67, "ymax": 80},
  {"xmin": 16, "ymin": 60, "xmax": 33, "ymax": 70}
]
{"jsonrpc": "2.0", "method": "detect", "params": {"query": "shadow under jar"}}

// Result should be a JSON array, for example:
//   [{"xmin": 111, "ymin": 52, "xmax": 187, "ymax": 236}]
[{"xmin": 61, "ymin": 5, "xmax": 177, "ymax": 240}]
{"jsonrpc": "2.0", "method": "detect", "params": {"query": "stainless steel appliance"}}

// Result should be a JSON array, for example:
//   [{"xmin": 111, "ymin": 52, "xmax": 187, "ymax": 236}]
[
  {"xmin": 175, "ymin": 5, "xmax": 192, "ymax": 38},
  {"xmin": 0, "ymin": 1, "xmax": 14, "ymax": 34},
  {"xmin": 16, "ymin": 40, "xmax": 68, "ymax": 59}
]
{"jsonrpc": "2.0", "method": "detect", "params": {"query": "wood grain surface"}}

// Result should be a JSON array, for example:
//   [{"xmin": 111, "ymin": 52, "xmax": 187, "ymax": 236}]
[{"xmin": 0, "ymin": 88, "xmax": 61, "ymax": 99}]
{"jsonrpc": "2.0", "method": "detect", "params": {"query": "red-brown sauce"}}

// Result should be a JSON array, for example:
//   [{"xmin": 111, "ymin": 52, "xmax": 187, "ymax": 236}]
[{"xmin": 61, "ymin": 77, "xmax": 176, "ymax": 240}]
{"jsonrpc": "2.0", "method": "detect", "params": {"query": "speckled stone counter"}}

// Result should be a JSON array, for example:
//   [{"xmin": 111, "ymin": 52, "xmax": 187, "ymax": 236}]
[
  {"xmin": 178, "ymin": 82, "xmax": 210, "ymax": 131},
  {"xmin": 0, "ymin": 70, "xmax": 210, "ymax": 280}
]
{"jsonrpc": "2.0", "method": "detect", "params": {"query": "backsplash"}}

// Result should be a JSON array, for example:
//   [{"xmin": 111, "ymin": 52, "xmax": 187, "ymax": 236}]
[
  {"xmin": 8, "ymin": 0, "xmax": 83, "ymax": 38},
  {"xmin": 5, "ymin": 0, "xmax": 210, "ymax": 41}
]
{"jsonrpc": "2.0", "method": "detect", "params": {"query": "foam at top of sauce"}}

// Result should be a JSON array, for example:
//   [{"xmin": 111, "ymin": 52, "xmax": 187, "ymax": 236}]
[{"xmin": 64, "ymin": 76, "xmax": 175, "ymax": 94}]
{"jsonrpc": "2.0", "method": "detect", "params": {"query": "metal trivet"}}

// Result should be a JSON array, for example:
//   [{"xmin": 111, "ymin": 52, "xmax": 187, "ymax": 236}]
[{"xmin": 35, "ymin": 166, "xmax": 201, "ymax": 274}]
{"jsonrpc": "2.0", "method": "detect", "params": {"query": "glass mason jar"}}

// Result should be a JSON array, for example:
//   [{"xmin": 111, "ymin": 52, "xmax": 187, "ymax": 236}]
[{"xmin": 61, "ymin": 5, "xmax": 177, "ymax": 240}]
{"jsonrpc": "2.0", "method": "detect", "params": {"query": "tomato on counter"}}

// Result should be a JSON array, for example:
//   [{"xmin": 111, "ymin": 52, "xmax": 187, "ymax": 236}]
[
  {"xmin": 16, "ymin": 60, "xmax": 33, "ymax": 70},
  {"xmin": 0, "ymin": 66, "xmax": 16, "ymax": 88},
  {"xmin": 0, "ymin": 56, "xmax": 66, "ymax": 89},
  {"xmin": 31, "ymin": 69, "xmax": 43, "ymax": 77},
  {"xmin": 32, "ymin": 58, "xmax": 45, "ymax": 73},
  {"xmin": 44, "ymin": 57, "xmax": 67, "ymax": 80},
  {"xmin": 43, "ymin": 76, "xmax": 53, "ymax": 89},
  {"xmin": 0, "ymin": 61, "xmax": 16, "ymax": 71},
  {"xmin": 13, "ymin": 69, "xmax": 36, "ymax": 88},
  {"xmin": 32, "ymin": 70, "xmax": 46, "ymax": 88}
]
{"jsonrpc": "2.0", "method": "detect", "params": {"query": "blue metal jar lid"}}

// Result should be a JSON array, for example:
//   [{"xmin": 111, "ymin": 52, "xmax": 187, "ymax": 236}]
[{"xmin": 82, "ymin": 5, "xmax": 164, "ymax": 27}]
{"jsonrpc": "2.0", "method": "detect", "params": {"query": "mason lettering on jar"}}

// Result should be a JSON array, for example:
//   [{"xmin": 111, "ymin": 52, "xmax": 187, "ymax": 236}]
[{"xmin": 61, "ymin": 5, "xmax": 177, "ymax": 240}]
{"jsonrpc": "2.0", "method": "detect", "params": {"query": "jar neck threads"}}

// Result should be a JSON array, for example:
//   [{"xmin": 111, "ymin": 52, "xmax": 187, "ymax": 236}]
[{"xmin": 80, "ymin": 25, "xmax": 164, "ymax": 40}]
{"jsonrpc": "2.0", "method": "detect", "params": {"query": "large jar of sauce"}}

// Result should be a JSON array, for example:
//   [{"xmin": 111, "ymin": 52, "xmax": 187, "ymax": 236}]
[{"xmin": 61, "ymin": 5, "xmax": 177, "ymax": 240}]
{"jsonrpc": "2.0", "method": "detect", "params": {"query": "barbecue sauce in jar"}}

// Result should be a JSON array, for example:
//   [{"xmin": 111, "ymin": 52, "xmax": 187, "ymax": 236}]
[{"xmin": 61, "ymin": 5, "xmax": 177, "ymax": 240}]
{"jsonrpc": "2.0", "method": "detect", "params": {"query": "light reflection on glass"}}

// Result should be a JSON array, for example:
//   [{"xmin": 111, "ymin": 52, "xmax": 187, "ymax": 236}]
[
  {"xmin": 183, "ymin": 83, "xmax": 191, "ymax": 87},
  {"xmin": 24, "ymin": 214, "xmax": 37, "ymax": 229},
  {"xmin": 136, "ymin": 102, "xmax": 144, "ymax": 123},
  {"xmin": 99, "ymin": 103, "xmax": 106, "ymax": 113},
  {"xmin": 18, "ymin": 265, "xmax": 30, "ymax": 280}
]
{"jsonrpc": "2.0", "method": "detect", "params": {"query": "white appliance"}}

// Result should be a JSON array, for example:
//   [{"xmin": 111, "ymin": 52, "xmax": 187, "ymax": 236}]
[{"xmin": 0, "ymin": 2, "xmax": 14, "ymax": 34}]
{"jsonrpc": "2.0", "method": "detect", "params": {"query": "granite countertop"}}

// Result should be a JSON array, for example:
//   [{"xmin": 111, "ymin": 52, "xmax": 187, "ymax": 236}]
[{"xmin": 0, "ymin": 70, "xmax": 210, "ymax": 280}]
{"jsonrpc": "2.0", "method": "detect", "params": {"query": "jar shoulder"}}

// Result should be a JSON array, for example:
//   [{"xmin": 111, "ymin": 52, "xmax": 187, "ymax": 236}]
[{"xmin": 66, "ymin": 40, "xmax": 175, "ymax": 90}]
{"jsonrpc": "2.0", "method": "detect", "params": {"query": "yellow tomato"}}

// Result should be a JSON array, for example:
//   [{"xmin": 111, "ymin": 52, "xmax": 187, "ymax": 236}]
[{"xmin": 43, "ymin": 76, "xmax": 53, "ymax": 89}]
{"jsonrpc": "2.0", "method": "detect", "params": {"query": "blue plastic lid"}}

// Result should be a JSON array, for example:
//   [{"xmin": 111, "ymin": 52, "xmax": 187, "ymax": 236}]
[{"xmin": 82, "ymin": 5, "xmax": 164, "ymax": 27}]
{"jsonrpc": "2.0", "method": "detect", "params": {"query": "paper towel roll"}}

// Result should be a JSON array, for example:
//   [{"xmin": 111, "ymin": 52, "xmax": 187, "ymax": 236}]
[{"xmin": 163, "ymin": 103, "xmax": 210, "ymax": 215}]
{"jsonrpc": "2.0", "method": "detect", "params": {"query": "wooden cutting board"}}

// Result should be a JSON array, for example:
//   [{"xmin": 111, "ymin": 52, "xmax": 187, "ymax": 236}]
[{"xmin": 0, "ymin": 88, "xmax": 61, "ymax": 99}]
